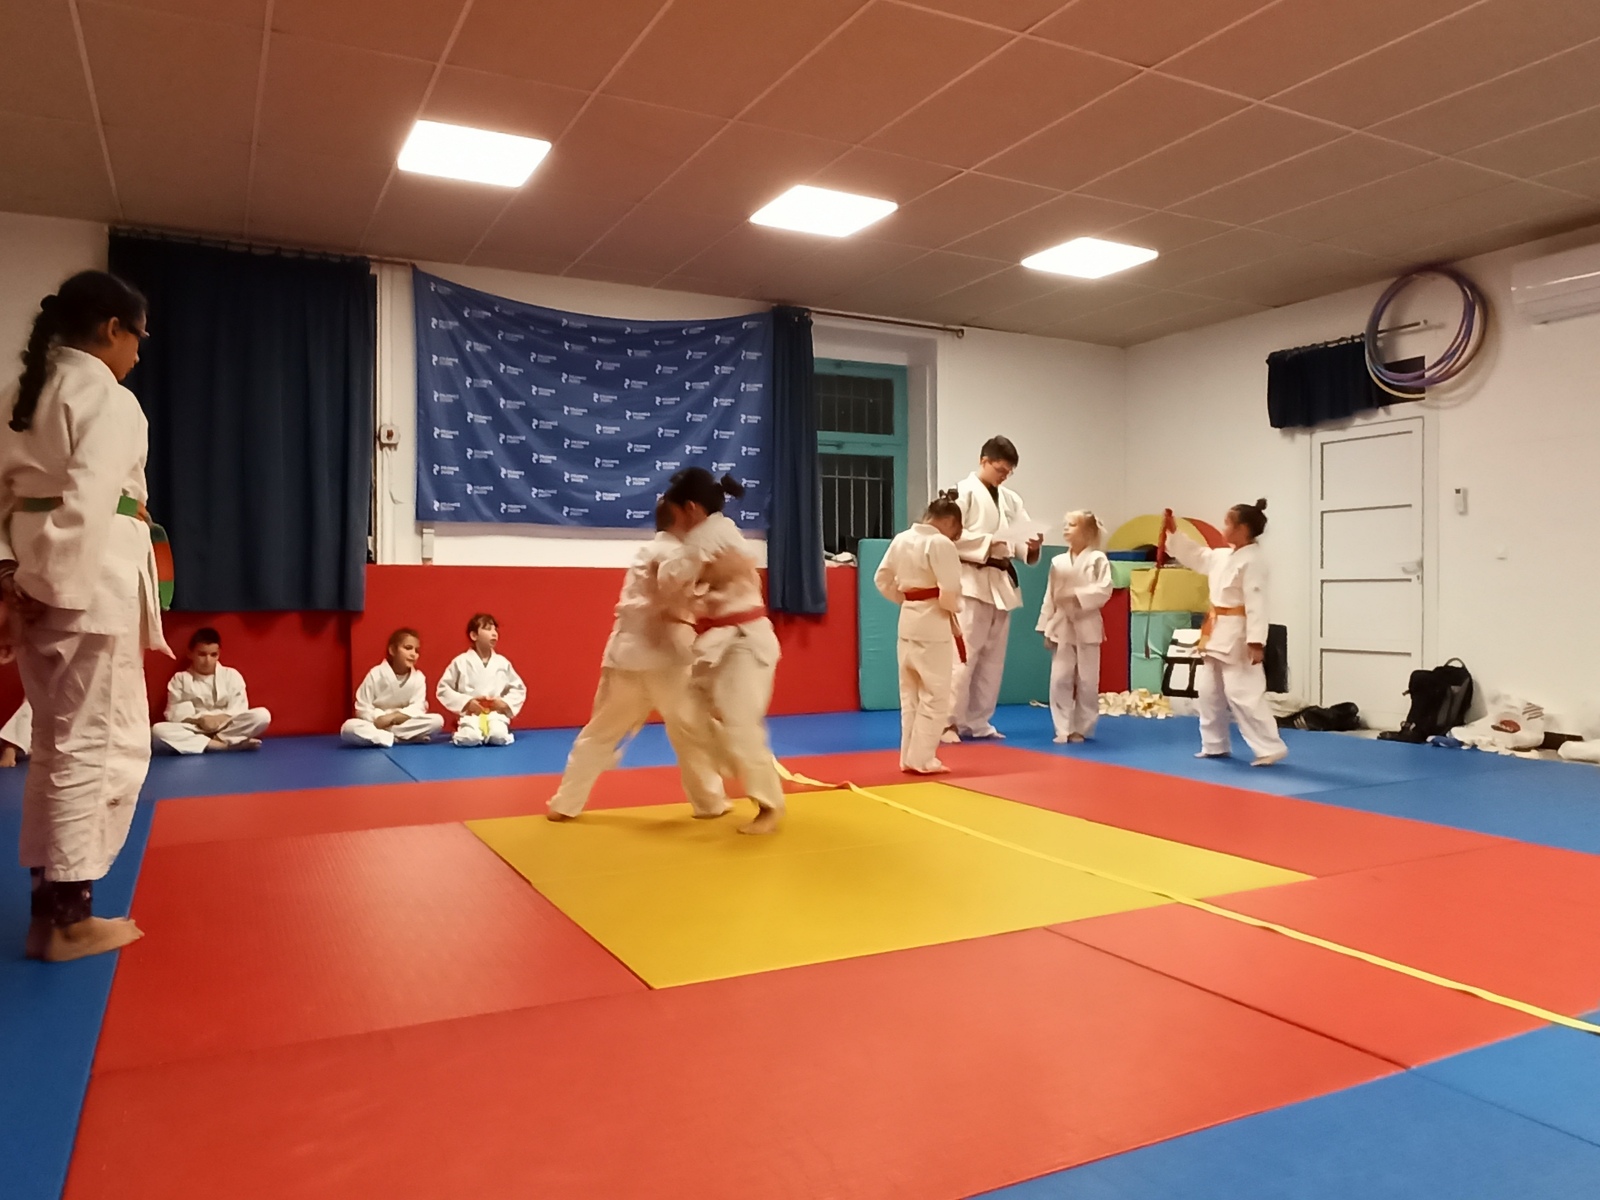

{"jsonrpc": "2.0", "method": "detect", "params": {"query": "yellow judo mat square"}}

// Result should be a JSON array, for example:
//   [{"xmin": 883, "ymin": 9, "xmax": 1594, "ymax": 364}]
[{"xmin": 467, "ymin": 784, "xmax": 1310, "ymax": 988}]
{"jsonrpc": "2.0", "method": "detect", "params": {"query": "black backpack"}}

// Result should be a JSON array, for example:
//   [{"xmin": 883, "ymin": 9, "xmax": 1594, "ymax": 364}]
[
  {"xmin": 1280, "ymin": 701, "xmax": 1362, "ymax": 732},
  {"xmin": 1378, "ymin": 658, "xmax": 1473, "ymax": 744}
]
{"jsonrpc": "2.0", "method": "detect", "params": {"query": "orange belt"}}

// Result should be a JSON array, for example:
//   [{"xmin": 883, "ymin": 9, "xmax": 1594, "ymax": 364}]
[
  {"xmin": 901, "ymin": 588, "xmax": 967, "ymax": 664},
  {"xmin": 694, "ymin": 606, "xmax": 767, "ymax": 636},
  {"xmin": 1196, "ymin": 605, "xmax": 1246, "ymax": 651}
]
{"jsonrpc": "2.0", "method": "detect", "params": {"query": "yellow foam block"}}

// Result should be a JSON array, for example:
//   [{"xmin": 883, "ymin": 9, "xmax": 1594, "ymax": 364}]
[
  {"xmin": 468, "ymin": 784, "xmax": 1308, "ymax": 988},
  {"xmin": 1108, "ymin": 513, "xmax": 1211, "ymax": 552},
  {"xmin": 1129, "ymin": 566, "xmax": 1211, "ymax": 613}
]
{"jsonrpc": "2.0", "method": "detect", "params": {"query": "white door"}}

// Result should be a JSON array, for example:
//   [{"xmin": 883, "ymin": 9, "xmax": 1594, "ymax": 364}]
[{"xmin": 1312, "ymin": 417, "xmax": 1424, "ymax": 728}]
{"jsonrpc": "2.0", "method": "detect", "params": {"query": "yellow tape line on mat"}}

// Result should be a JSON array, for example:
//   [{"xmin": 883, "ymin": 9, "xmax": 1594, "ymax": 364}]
[{"xmin": 773, "ymin": 761, "xmax": 1600, "ymax": 1037}]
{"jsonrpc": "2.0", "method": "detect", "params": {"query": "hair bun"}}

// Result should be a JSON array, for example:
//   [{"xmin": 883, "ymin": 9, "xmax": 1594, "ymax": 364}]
[
  {"xmin": 38, "ymin": 294, "xmax": 59, "ymax": 313},
  {"xmin": 1254, "ymin": 497, "xmax": 1268, "ymax": 511},
  {"xmin": 719, "ymin": 473, "xmax": 746, "ymax": 500},
  {"xmin": 939, "ymin": 487, "xmax": 959, "ymax": 501}
]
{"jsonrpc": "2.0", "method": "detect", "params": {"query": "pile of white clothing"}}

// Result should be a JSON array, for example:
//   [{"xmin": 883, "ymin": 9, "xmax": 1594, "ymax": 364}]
[
  {"xmin": 1099, "ymin": 690, "xmax": 1173, "ymax": 718},
  {"xmin": 1451, "ymin": 696, "xmax": 1545, "ymax": 754},
  {"xmin": 1559, "ymin": 739, "xmax": 1600, "ymax": 765}
]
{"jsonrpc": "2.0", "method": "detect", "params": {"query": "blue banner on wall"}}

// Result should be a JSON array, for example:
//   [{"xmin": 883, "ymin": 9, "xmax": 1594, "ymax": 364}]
[{"xmin": 414, "ymin": 270, "xmax": 772, "ymax": 529}]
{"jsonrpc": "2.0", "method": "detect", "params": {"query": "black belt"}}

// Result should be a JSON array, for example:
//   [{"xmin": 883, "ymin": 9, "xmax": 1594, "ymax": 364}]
[{"xmin": 982, "ymin": 558, "xmax": 1019, "ymax": 587}]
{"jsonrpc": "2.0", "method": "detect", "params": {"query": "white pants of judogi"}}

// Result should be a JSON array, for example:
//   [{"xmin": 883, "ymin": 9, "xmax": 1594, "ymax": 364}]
[
  {"xmin": 452, "ymin": 711, "xmax": 513, "ymax": 746},
  {"xmin": 340, "ymin": 713, "xmax": 445, "ymax": 748},
  {"xmin": 14, "ymin": 620, "xmax": 150, "ymax": 882},
  {"xmin": 1049, "ymin": 640, "xmax": 1101, "ymax": 739},
  {"xmin": 1198, "ymin": 653, "xmax": 1287, "ymax": 760},
  {"xmin": 549, "ymin": 666, "xmax": 728, "ymax": 818},
  {"xmin": 1, "ymin": 700, "xmax": 32, "ymax": 757},
  {"xmin": 899, "ymin": 636, "xmax": 954, "ymax": 771},
  {"xmin": 152, "ymin": 708, "xmax": 272, "ymax": 755},
  {"xmin": 953, "ymin": 599, "xmax": 1009, "ymax": 736},
  {"xmin": 692, "ymin": 643, "xmax": 784, "ymax": 814}
]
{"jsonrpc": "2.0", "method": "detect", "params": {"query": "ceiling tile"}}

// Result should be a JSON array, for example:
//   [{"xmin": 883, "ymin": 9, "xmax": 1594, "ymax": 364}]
[
  {"xmin": 1098, "ymin": 209, "xmax": 1235, "ymax": 252},
  {"xmin": 421, "ymin": 67, "xmax": 587, "ymax": 142},
  {"xmin": 805, "ymin": 147, "xmax": 960, "ymax": 205},
  {"xmin": 1325, "ymin": 180, "xmax": 1597, "ymax": 258},
  {"xmin": 822, "ymin": 250, "xmax": 1009, "ymax": 312},
  {"xmin": 533, "ymin": 96, "xmax": 723, "ymax": 204},
  {"xmin": 1366, "ymin": 37, "xmax": 1600, "ymax": 155},
  {"xmin": 574, "ymin": 203, "xmax": 745, "ymax": 275},
  {"xmin": 271, "ymin": 0, "xmax": 462, "ymax": 61},
  {"xmin": 447, "ymin": 0, "xmax": 665, "ymax": 92},
  {"xmin": 866, "ymin": 38, "xmax": 1135, "ymax": 168},
  {"xmin": 741, "ymin": 3, "xmax": 1009, "ymax": 143},
  {"xmin": 258, "ymin": 32, "xmax": 432, "ymax": 161},
  {"xmin": 1032, "ymin": 0, "xmax": 1274, "ymax": 68},
  {"xmin": 862, "ymin": 172, "xmax": 1057, "ymax": 250},
  {"xmin": 653, "ymin": 272, "xmax": 758, "ymax": 300},
  {"xmin": 0, "ymin": 0, "xmax": 96, "ymax": 122},
  {"xmin": 1274, "ymin": 0, "xmax": 1600, "ymax": 129},
  {"xmin": 1411, "ymin": 212, "xmax": 1600, "ymax": 265},
  {"xmin": 0, "ymin": 113, "xmax": 116, "ymax": 221},
  {"xmin": 563, "ymin": 263, "xmax": 669, "ymax": 288},
  {"xmin": 981, "ymin": 73, "xmax": 1246, "ymax": 190},
  {"xmin": 906, "ymin": 0, "xmax": 1068, "ymax": 32},
  {"xmin": 1256, "ymin": 158, "xmax": 1507, "ymax": 242},
  {"xmin": 1117, "ymin": 300, "xmax": 1268, "ymax": 344},
  {"xmin": 246, "ymin": 147, "xmax": 391, "ymax": 250},
  {"xmin": 1463, "ymin": 106, "xmax": 1600, "ymax": 178},
  {"xmin": 648, "ymin": 121, "xmax": 849, "ymax": 219},
  {"xmin": 601, "ymin": 0, "xmax": 866, "ymax": 118},
  {"xmin": 983, "ymin": 278, "xmax": 1154, "ymax": 327},
  {"xmin": 362, "ymin": 171, "xmax": 516, "ymax": 261},
  {"xmin": 471, "ymin": 185, "xmax": 640, "ymax": 268},
  {"xmin": 1537, "ymin": 157, "xmax": 1600, "ymax": 199},
  {"xmin": 104, "ymin": 125, "xmax": 250, "ymax": 233},
  {"xmin": 906, "ymin": 264, "xmax": 1071, "ymax": 320},
  {"xmin": 1122, "ymin": 227, "xmax": 1302, "ymax": 288},
  {"xmin": 760, "ymin": 237, "xmax": 931, "ymax": 305},
  {"xmin": 99, "ymin": 0, "xmax": 265, "ymax": 25},
  {"xmin": 1080, "ymin": 104, "xmax": 1340, "ymax": 208},
  {"xmin": 1180, "ymin": 244, "xmax": 1394, "ymax": 305},
  {"xmin": 1174, "ymin": 135, "xmax": 1432, "ymax": 225},
  {"xmin": 79, "ymin": 2, "xmax": 260, "ymax": 141},
  {"xmin": 1159, "ymin": 0, "xmax": 1471, "ymax": 100},
  {"xmin": 672, "ymin": 222, "xmax": 827, "ymax": 294},
  {"xmin": 943, "ymin": 189, "xmax": 1146, "ymax": 260}
]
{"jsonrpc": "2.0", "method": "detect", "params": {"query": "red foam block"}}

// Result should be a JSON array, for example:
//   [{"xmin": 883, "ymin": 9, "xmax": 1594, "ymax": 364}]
[
  {"xmin": 96, "ymin": 823, "xmax": 643, "ymax": 1073},
  {"xmin": 69, "ymin": 930, "xmax": 1388, "ymax": 1200}
]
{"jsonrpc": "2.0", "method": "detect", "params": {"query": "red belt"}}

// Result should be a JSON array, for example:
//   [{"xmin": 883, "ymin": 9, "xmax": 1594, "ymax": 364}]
[
  {"xmin": 694, "ymin": 606, "xmax": 767, "ymax": 636},
  {"xmin": 899, "ymin": 588, "xmax": 967, "ymax": 664}
]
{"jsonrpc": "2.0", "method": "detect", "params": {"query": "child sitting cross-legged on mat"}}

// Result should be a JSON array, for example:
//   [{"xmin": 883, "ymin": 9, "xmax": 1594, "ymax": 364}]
[
  {"xmin": 437, "ymin": 613, "xmax": 527, "ymax": 747},
  {"xmin": 151, "ymin": 627, "xmax": 272, "ymax": 754},
  {"xmin": 0, "ymin": 698, "xmax": 32, "ymax": 767},
  {"xmin": 341, "ymin": 627, "xmax": 446, "ymax": 748}
]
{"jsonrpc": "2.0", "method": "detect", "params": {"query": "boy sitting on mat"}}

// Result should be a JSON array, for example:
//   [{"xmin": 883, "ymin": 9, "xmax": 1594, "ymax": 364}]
[
  {"xmin": 151, "ymin": 627, "xmax": 272, "ymax": 753},
  {"xmin": 437, "ymin": 613, "xmax": 527, "ymax": 747},
  {"xmin": 0, "ymin": 697, "xmax": 31, "ymax": 767}
]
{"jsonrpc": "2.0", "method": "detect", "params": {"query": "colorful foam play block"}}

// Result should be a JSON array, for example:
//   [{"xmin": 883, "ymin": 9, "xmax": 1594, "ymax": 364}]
[
  {"xmin": 1100, "ymin": 587, "xmax": 1130, "ymax": 694},
  {"xmin": 1131, "ymin": 612, "xmax": 1201, "ymax": 661},
  {"xmin": 1129, "ymin": 567, "xmax": 1210, "ymax": 613}
]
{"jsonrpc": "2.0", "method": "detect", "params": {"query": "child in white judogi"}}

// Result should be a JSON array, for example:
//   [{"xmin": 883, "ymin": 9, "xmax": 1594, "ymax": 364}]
[
  {"xmin": 437, "ymin": 613, "xmax": 527, "ymax": 746},
  {"xmin": 548, "ymin": 503, "xmax": 728, "ymax": 820},
  {"xmin": 0, "ymin": 698, "xmax": 32, "ymax": 767},
  {"xmin": 341, "ymin": 627, "xmax": 446, "ymax": 748},
  {"xmin": 950, "ymin": 436, "xmax": 1043, "ymax": 741},
  {"xmin": 1164, "ymin": 499, "xmax": 1288, "ymax": 767},
  {"xmin": 1037, "ymin": 511, "xmax": 1113, "ymax": 743},
  {"xmin": 151, "ymin": 627, "xmax": 272, "ymax": 754},
  {"xmin": 874, "ymin": 493, "xmax": 964, "ymax": 774}
]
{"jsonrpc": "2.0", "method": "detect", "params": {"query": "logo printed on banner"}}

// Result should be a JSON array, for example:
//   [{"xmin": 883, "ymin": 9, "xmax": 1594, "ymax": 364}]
[
  {"xmin": 626, "ymin": 475, "xmax": 650, "ymax": 486},
  {"xmin": 742, "ymin": 510, "xmax": 760, "ymax": 520},
  {"xmin": 560, "ymin": 317, "xmax": 588, "ymax": 329},
  {"xmin": 713, "ymin": 461, "xmax": 735, "ymax": 472},
  {"xmin": 590, "ymin": 335, "xmax": 616, "ymax": 344},
  {"xmin": 498, "ymin": 363, "xmax": 523, "ymax": 376},
  {"xmin": 595, "ymin": 457, "xmax": 619, "ymax": 468},
  {"xmin": 624, "ymin": 378, "xmax": 648, "ymax": 388},
  {"xmin": 532, "ymin": 353, "xmax": 556, "ymax": 364},
  {"xmin": 432, "ymin": 500, "xmax": 462, "ymax": 512},
  {"xmin": 739, "ymin": 413, "xmax": 762, "ymax": 424},
  {"xmin": 686, "ymin": 412, "xmax": 709, "ymax": 423},
  {"xmin": 432, "ymin": 391, "xmax": 458, "ymax": 403},
  {"xmin": 466, "ymin": 377, "xmax": 493, "ymax": 388},
  {"xmin": 592, "ymin": 393, "xmax": 617, "ymax": 404},
  {"xmin": 497, "ymin": 331, "xmax": 524, "ymax": 342},
  {"xmin": 625, "ymin": 410, "xmax": 651, "ymax": 421},
  {"xmin": 432, "ymin": 427, "xmax": 459, "ymax": 439},
  {"xmin": 431, "ymin": 282, "xmax": 454, "ymax": 294},
  {"xmin": 562, "ymin": 405, "xmax": 588, "ymax": 416},
  {"xmin": 467, "ymin": 448, "xmax": 494, "ymax": 460},
  {"xmin": 685, "ymin": 349, "xmax": 707, "ymax": 360},
  {"xmin": 713, "ymin": 429, "xmax": 735, "ymax": 440},
  {"xmin": 467, "ymin": 340, "xmax": 491, "ymax": 352},
  {"xmin": 627, "ymin": 442, "xmax": 651, "ymax": 453},
  {"xmin": 655, "ymin": 459, "xmax": 680, "ymax": 471},
  {"xmin": 561, "ymin": 372, "xmax": 587, "ymax": 384},
  {"xmin": 534, "ymin": 453, "xmax": 557, "ymax": 464},
  {"xmin": 714, "ymin": 365, "xmax": 735, "ymax": 375},
  {"xmin": 685, "ymin": 444, "xmax": 707, "ymax": 455},
  {"xmin": 626, "ymin": 508, "xmax": 651, "ymax": 519},
  {"xmin": 563, "ymin": 437, "xmax": 590, "ymax": 449},
  {"xmin": 499, "ymin": 398, "xmax": 526, "ymax": 410},
  {"xmin": 467, "ymin": 413, "xmax": 491, "ymax": 425},
  {"xmin": 532, "ymin": 386, "xmax": 556, "ymax": 396},
  {"xmin": 500, "ymin": 502, "xmax": 526, "ymax": 514},
  {"xmin": 595, "ymin": 424, "xmax": 621, "ymax": 435},
  {"xmin": 655, "ymin": 364, "xmax": 678, "ymax": 375},
  {"xmin": 534, "ymin": 419, "xmax": 557, "ymax": 430},
  {"xmin": 740, "ymin": 382, "xmax": 763, "ymax": 393},
  {"xmin": 563, "ymin": 506, "xmax": 588, "ymax": 517},
  {"xmin": 468, "ymin": 484, "xmax": 494, "ymax": 496},
  {"xmin": 654, "ymin": 396, "xmax": 680, "ymax": 407},
  {"xmin": 715, "ymin": 334, "xmax": 734, "ymax": 344},
  {"xmin": 741, "ymin": 350, "xmax": 762, "ymax": 360},
  {"xmin": 713, "ymin": 397, "xmax": 735, "ymax": 407},
  {"xmin": 432, "ymin": 463, "xmax": 459, "ymax": 476},
  {"xmin": 657, "ymin": 427, "xmax": 680, "ymax": 438},
  {"xmin": 465, "ymin": 307, "xmax": 491, "ymax": 319},
  {"xmin": 431, "ymin": 354, "xmax": 458, "ymax": 366},
  {"xmin": 533, "ymin": 488, "xmax": 557, "ymax": 498},
  {"xmin": 430, "ymin": 318, "xmax": 458, "ymax": 329},
  {"xmin": 595, "ymin": 490, "xmax": 621, "ymax": 501},
  {"xmin": 564, "ymin": 471, "xmax": 589, "ymax": 483},
  {"xmin": 627, "ymin": 348, "xmax": 650, "ymax": 357},
  {"xmin": 740, "ymin": 445, "xmax": 760, "ymax": 456},
  {"xmin": 500, "ymin": 467, "xmax": 524, "ymax": 480},
  {"xmin": 498, "ymin": 433, "xmax": 525, "ymax": 444},
  {"xmin": 595, "ymin": 360, "xmax": 620, "ymax": 371},
  {"xmin": 687, "ymin": 381, "xmax": 710, "ymax": 391}
]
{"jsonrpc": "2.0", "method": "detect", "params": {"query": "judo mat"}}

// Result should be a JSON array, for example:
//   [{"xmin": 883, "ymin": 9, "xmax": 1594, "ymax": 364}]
[{"xmin": 3, "ymin": 713, "xmax": 1600, "ymax": 1200}]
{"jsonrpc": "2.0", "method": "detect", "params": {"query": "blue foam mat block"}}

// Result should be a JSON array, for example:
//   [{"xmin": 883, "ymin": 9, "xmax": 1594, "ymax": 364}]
[
  {"xmin": 0, "ymin": 785, "xmax": 153, "ymax": 1200},
  {"xmin": 979, "ymin": 1071, "xmax": 1600, "ymax": 1200},
  {"xmin": 145, "ymin": 734, "xmax": 413, "ymax": 798}
]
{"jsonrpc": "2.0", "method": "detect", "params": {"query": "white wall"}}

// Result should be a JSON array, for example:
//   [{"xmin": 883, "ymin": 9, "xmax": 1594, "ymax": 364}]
[
  {"xmin": 1125, "ymin": 224, "xmax": 1600, "ymax": 733},
  {"xmin": 0, "ymin": 212, "xmax": 107, "ymax": 364}
]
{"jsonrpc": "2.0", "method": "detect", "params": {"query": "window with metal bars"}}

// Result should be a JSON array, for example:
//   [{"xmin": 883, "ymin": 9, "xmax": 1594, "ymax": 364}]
[{"xmin": 815, "ymin": 359, "xmax": 907, "ymax": 557}]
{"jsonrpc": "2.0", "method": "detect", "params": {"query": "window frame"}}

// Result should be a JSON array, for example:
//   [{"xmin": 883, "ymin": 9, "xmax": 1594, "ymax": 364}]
[{"xmin": 814, "ymin": 358, "xmax": 909, "ymax": 538}]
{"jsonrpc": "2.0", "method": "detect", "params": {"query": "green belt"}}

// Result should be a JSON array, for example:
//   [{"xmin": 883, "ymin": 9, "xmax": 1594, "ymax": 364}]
[{"xmin": 18, "ymin": 494, "xmax": 142, "ymax": 518}]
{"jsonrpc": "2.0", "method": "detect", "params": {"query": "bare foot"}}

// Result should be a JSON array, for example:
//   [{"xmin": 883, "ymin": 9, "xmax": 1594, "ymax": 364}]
[
  {"xmin": 739, "ymin": 806, "xmax": 783, "ymax": 835},
  {"xmin": 546, "ymin": 810, "xmax": 576, "ymax": 822},
  {"xmin": 1068, "ymin": 733, "xmax": 1086, "ymax": 744},
  {"xmin": 1251, "ymin": 750, "xmax": 1288, "ymax": 768},
  {"xmin": 692, "ymin": 804, "xmax": 734, "ymax": 820},
  {"xmin": 24, "ymin": 917, "xmax": 49, "ymax": 960},
  {"xmin": 227, "ymin": 738, "xmax": 263, "ymax": 752},
  {"xmin": 1195, "ymin": 750, "xmax": 1230, "ymax": 759},
  {"xmin": 902, "ymin": 761, "xmax": 951, "ymax": 775},
  {"xmin": 42, "ymin": 917, "xmax": 143, "ymax": 962},
  {"xmin": 0, "ymin": 745, "xmax": 18, "ymax": 768},
  {"xmin": 939, "ymin": 728, "xmax": 961, "ymax": 745},
  {"xmin": 205, "ymin": 737, "xmax": 228, "ymax": 751}
]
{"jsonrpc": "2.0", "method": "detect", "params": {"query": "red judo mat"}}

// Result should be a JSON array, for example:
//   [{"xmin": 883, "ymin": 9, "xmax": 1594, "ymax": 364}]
[{"xmin": 67, "ymin": 930, "xmax": 1389, "ymax": 1200}]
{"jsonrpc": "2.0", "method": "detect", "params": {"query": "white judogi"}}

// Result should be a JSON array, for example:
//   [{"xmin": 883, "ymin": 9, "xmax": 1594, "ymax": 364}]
[
  {"xmin": 1164, "ymin": 533, "xmax": 1287, "ymax": 762},
  {"xmin": 437, "ymin": 650, "xmax": 527, "ymax": 746},
  {"xmin": 0, "ymin": 347, "xmax": 171, "ymax": 883},
  {"xmin": 152, "ymin": 665, "xmax": 272, "ymax": 754},
  {"xmin": 549, "ymin": 532, "xmax": 728, "ymax": 817},
  {"xmin": 874, "ymin": 523, "xmax": 963, "ymax": 772},
  {"xmin": 1, "ymin": 699, "xmax": 32, "ymax": 758},
  {"xmin": 341, "ymin": 662, "xmax": 444, "ymax": 748},
  {"xmin": 1037, "ymin": 549, "xmax": 1113, "ymax": 740},
  {"xmin": 951, "ymin": 472, "xmax": 1037, "ymax": 737},
  {"xmin": 658, "ymin": 512, "xmax": 784, "ymax": 815}
]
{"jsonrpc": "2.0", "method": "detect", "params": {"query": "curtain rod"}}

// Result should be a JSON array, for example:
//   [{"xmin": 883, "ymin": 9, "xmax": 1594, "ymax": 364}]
[
  {"xmin": 1284, "ymin": 320, "xmax": 1432, "ymax": 354},
  {"xmin": 806, "ymin": 307, "xmax": 966, "ymax": 338},
  {"xmin": 111, "ymin": 225, "xmax": 372, "ymax": 265}
]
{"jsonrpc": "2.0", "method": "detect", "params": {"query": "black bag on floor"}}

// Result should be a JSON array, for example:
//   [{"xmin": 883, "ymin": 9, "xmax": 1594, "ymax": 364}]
[
  {"xmin": 1279, "ymin": 701, "xmax": 1361, "ymax": 732},
  {"xmin": 1377, "ymin": 658, "xmax": 1473, "ymax": 744}
]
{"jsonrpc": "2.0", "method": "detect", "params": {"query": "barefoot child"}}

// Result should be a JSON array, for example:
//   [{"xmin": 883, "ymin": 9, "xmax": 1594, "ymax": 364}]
[
  {"xmin": 874, "ymin": 493, "xmax": 964, "ymax": 774},
  {"xmin": 1163, "ymin": 500, "xmax": 1288, "ymax": 767},
  {"xmin": 0, "ymin": 698, "xmax": 30, "ymax": 767},
  {"xmin": 656, "ymin": 470, "xmax": 784, "ymax": 835},
  {"xmin": 1037, "ymin": 511, "xmax": 1113, "ymax": 744},
  {"xmin": 548, "ymin": 501, "xmax": 728, "ymax": 820},
  {"xmin": 437, "ymin": 613, "xmax": 526, "ymax": 746},
  {"xmin": 341, "ymin": 628, "xmax": 446, "ymax": 747},
  {"xmin": 152, "ymin": 627, "xmax": 272, "ymax": 753}
]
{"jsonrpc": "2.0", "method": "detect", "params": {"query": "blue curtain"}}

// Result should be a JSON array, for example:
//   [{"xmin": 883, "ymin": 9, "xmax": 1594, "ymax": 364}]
[
  {"xmin": 1266, "ymin": 339, "xmax": 1387, "ymax": 429},
  {"xmin": 768, "ymin": 305, "xmax": 825, "ymax": 614},
  {"xmin": 108, "ymin": 233, "xmax": 374, "ymax": 611}
]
